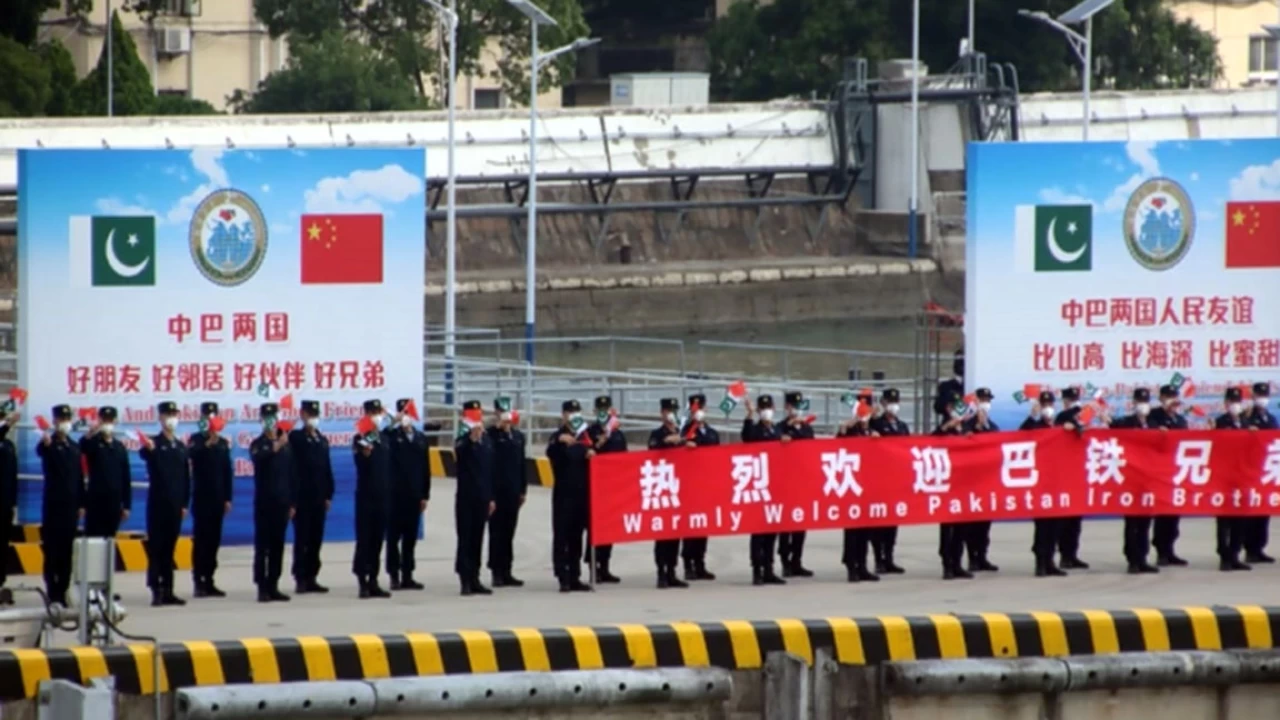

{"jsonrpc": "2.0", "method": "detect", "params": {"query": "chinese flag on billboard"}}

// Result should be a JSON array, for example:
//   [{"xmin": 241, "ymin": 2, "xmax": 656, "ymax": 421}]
[
  {"xmin": 1225, "ymin": 202, "xmax": 1280, "ymax": 268},
  {"xmin": 300, "ymin": 214, "xmax": 384, "ymax": 284}
]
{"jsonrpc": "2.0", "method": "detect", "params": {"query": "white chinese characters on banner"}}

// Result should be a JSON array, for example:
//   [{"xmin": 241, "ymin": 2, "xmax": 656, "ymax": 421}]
[
  {"xmin": 639, "ymin": 459, "xmax": 681, "ymax": 510},
  {"xmin": 1262, "ymin": 440, "xmax": 1280, "ymax": 487},
  {"xmin": 730, "ymin": 453, "xmax": 771, "ymax": 505},
  {"xmin": 1085, "ymin": 437, "xmax": 1127, "ymax": 485},
  {"xmin": 1173, "ymin": 440, "xmax": 1213, "ymax": 486},
  {"xmin": 910, "ymin": 447, "xmax": 952, "ymax": 494},
  {"xmin": 1000, "ymin": 441, "xmax": 1039, "ymax": 488},
  {"xmin": 821, "ymin": 449, "xmax": 863, "ymax": 498}
]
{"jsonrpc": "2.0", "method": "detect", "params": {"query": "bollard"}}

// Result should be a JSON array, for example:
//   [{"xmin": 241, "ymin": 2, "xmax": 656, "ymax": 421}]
[
  {"xmin": 1062, "ymin": 651, "xmax": 1243, "ymax": 691},
  {"xmin": 763, "ymin": 651, "xmax": 809, "ymax": 720},
  {"xmin": 812, "ymin": 647, "xmax": 838, "ymax": 720},
  {"xmin": 176, "ymin": 681, "xmax": 375, "ymax": 720},
  {"xmin": 1232, "ymin": 649, "xmax": 1280, "ymax": 684},
  {"xmin": 38, "ymin": 677, "xmax": 114, "ymax": 720}
]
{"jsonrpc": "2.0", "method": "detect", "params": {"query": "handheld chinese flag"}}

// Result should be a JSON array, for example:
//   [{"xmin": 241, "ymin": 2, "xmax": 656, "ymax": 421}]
[
  {"xmin": 462, "ymin": 407, "xmax": 484, "ymax": 429},
  {"xmin": 300, "ymin": 214, "xmax": 384, "ymax": 284},
  {"xmin": 1188, "ymin": 405, "xmax": 1207, "ymax": 418},
  {"xmin": 1092, "ymin": 388, "xmax": 1108, "ymax": 407},
  {"xmin": 8, "ymin": 388, "xmax": 28, "ymax": 406},
  {"xmin": 208, "ymin": 416, "xmax": 227, "ymax": 433},
  {"xmin": 279, "ymin": 394, "xmax": 295, "ymax": 411},
  {"xmin": 1225, "ymin": 202, "xmax": 1280, "ymax": 268},
  {"xmin": 402, "ymin": 399, "xmax": 420, "ymax": 421},
  {"xmin": 1078, "ymin": 405, "xmax": 1097, "ymax": 425},
  {"xmin": 35, "ymin": 415, "xmax": 50, "ymax": 431},
  {"xmin": 1023, "ymin": 384, "xmax": 1041, "ymax": 401},
  {"xmin": 1181, "ymin": 381, "xmax": 1197, "ymax": 399},
  {"xmin": 855, "ymin": 400, "xmax": 873, "ymax": 419},
  {"xmin": 508, "ymin": 410, "xmax": 520, "ymax": 425},
  {"xmin": 605, "ymin": 408, "xmax": 621, "ymax": 434},
  {"xmin": 802, "ymin": 414, "xmax": 817, "ymax": 425},
  {"xmin": 276, "ymin": 420, "xmax": 295, "ymax": 433},
  {"xmin": 135, "ymin": 429, "xmax": 148, "ymax": 444},
  {"xmin": 719, "ymin": 381, "xmax": 747, "ymax": 416},
  {"xmin": 356, "ymin": 416, "xmax": 377, "ymax": 436}
]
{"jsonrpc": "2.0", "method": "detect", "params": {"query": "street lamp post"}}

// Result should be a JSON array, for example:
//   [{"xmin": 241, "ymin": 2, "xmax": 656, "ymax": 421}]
[
  {"xmin": 506, "ymin": 0, "xmax": 598, "ymax": 364},
  {"xmin": 968, "ymin": 0, "xmax": 975, "ymax": 55},
  {"xmin": 1265, "ymin": 22, "xmax": 1280, "ymax": 135},
  {"xmin": 421, "ymin": 0, "xmax": 459, "ymax": 403},
  {"xmin": 909, "ymin": 0, "xmax": 920, "ymax": 259},
  {"xmin": 106, "ymin": 0, "xmax": 114, "ymax": 116},
  {"xmin": 1018, "ymin": 0, "xmax": 1117, "ymax": 142}
]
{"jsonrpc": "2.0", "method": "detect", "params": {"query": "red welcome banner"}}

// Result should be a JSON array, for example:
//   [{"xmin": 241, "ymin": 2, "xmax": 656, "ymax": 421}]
[{"xmin": 588, "ymin": 430, "xmax": 1280, "ymax": 545}]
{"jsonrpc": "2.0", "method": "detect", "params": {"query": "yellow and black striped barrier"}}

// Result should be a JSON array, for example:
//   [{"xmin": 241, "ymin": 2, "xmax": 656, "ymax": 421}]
[
  {"xmin": 427, "ymin": 447, "xmax": 553, "ymax": 488},
  {"xmin": 9, "ymin": 526, "xmax": 147, "ymax": 544},
  {"xmin": 0, "ymin": 605, "xmax": 1274, "ymax": 700},
  {"xmin": 4, "ymin": 537, "xmax": 193, "ymax": 577}
]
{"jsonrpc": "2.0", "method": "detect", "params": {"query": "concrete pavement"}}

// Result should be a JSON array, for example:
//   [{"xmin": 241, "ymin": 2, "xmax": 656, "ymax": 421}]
[{"xmin": 46, "ymin": 479, "xmax": 1278, "ymax": 644}]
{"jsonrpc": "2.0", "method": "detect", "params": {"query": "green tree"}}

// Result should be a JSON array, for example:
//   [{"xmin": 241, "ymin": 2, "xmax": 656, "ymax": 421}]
[
  {"xmin": 37, "ymin": 41, "xmax": 80, "ymax": 116},
  {"xmin": 229, "ymin": 31, "xmax": 424, "ymax": 113},
  {"xmin": 151, "ymin": 94, "xmax": 220, "ymax": 115},
  {"xmin": 709, "ymin": 0, "xmax": 1222, "ymax": 101},
  {"xmin": 3, "ymin": 0, "xmax": 89, "ymax": 47},
  {"xmin": 0, "ymin": 36, "xmax": 50, "ymax": 117},
  {"xmin": 71, "ymin": 11, "xmax": 156, "ymax": 115},
  {"xmin": 251, "ymin": 0, "xmax": 590, "ymax": 107}
]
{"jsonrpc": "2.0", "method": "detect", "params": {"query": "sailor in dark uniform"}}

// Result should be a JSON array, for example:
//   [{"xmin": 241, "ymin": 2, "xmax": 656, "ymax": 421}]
[
  {"xmin": 0, "ymin": 410, "xmax": 16, "ymax": 603},
  {"xmin": 289, "ymin": 400, "xmax": 334, "ymax": 594},
  {"xmin": 352, "ymin": 400, "xmax": 392, "ymax": 598},
  {"xmin": 838, "ymin": 389, "xmax": 878, "ymax": 583},
  {"xmin": 1148, "ymin": 384, "xmax": 1189, "ymax": 566},
  {"xmin": 648, "ymin": 398, "xmax": 690, "ymax": 589},
  {"xmin": 868, "ymin": 388, "xmax": 910, "ymax": 574},
  {"xmin": 386, "ymin": 398, "xmax": 430, "ymax": 590},
  {"xmin": 547, "ymin": 400, "xmax": 591, "ymax": 592},
  {"xmin": 37, "ymin": 405, "xmax": 84, "ymax": 606},
  {"xmin": 932, "ymin": 393, "xmax": 971, "ymax": 580},
  {"xmin": 961, "ymin": 388, "xmax": 999, "ymax": 572},
  {"xmin": 1244, "ymin": 382, "xmax": 1278, "ymax": 564},
  {"xmin": 584, "ymin": 395, "xmax": 626, "ymax": 583},
  {"xmin": 249, "ymin": 403, "xmax": 293, "ymax": 602},
  {"xmin": 80, "ymin": 406, "xmax": 131, "ymax": 539},
  {"xmin": 139, "ymin": 401, "xmax": 190, "ymax": 606},
  {"xmin": 487, "ymin": 397, "xmax": 527, "ymax": 588},
  {"xmin": 1109, "ymin": 387, "xmax": 1159, "ymax": 574},
  {"xmin": 777, "ymin": 391, "xmax": 815, "ymax": 577},
  {"xmin": 454, "ymin": 400, "xmax": 495, "ymax": 596},
  {"xmin": 189, "ymin": 401, "xmax": 233, "ymax": 597},
  {"xmin": 1215, "ymin": 387, "xmax": 1252, "ymax": 572},
  {"xmin": 933, "ymin": 350, "xmax": 964, "ymax": 425},
  {"xmin": 742, "ymin": 394, "xmax": 785, "ymax": 585},
  {"xmin": 1053, "ymin": 387, "xmax": 1090, "ymax": 570},
  {"xmin": 1021, "ymin": 390, "xmax": 1065, "ymax": 577},
  {"xmin": 679, "ymin": 393, "xmax": 719, "ymax": 581}
]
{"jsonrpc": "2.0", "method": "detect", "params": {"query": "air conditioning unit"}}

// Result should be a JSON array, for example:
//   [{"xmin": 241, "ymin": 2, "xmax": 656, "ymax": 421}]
[
  {"xmin": 156, "ymin": 27, "xmax": 191, "ymax": 55},
  {"xmin": 180, "ymin": 0, "xmax": 202, "ymax": 16}
]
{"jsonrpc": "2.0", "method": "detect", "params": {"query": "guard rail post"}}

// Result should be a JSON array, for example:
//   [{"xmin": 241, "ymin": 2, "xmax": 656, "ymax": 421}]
[{"xmin": 764, "ymin": 651, "xmax": 809, "ymax": 720}]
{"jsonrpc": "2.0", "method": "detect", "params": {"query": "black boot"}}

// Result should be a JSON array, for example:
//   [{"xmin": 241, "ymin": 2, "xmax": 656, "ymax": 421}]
[
  {"xmin": 163, "ymin": 588, "xmax": 186, "ymax": 606},
  {"xmin": 568, "ymin": 578, "xmax": 592, "ymax": 592},
  {"xmin": 492, "ymin": 572, "xmax": 507, "ymax": 588},
  {"xmin": 193, "ymin": 578, "xmax": 209, "ymax": 598},
  {"xmin": 1036, "ymin": 557, "xmax": 1067, "ymax": 577},
  {"xmin": 657, "ymin": 568, "xmax": 670, "ymax": 589},
  {"xmin": 762, "ymin": 564, "xmax": 786, "ymax": 585},
  {"xmin": 666, "ymin": 566, "xmax": 688, "ymax": 589},
  {"xmin": 788, "ymin": 560, "xmax": 814, "ymax": 578},
  {"xmin": 559, "ymin": 577, "xmax": 572, "ymax": 593},
  {"xmin": 694, "ymin": 561, "xmax": 717, "ymax": 581},
  {"xmin": 400, "ymin": 574, "xmax": 424, "ymax": 590},
  {"xmin": 205, "ymin": 579, "xmax": 226, "ymax": 598},
  {"xmin": 1157, "ymin": 552, "xmax": 1188, "ymax": 567},
  {"xmin": 471, "ymin": 577, "xmax": 493, "ymax": 595},
  {"xmin": 596, "ymin": 562, "xmax": 621, "ymax": 584},
  {"xmin": 881, "ymin": 557, "xmax": 905, "ymax": 574},
  {"xmin": 1220, "ymin": 557, "xmax": 1252, "ymax": 571},
  {"xmin": 1061, "ymin": 557, "xmax": 1090, "ymax": 570},
  {"xmin": 505, "ymin": 571, "xmax": 525, "ymax": 587},
  {"xmin": 151, "ymin": 589, "xmax": 165, "ymax": 607},
  {"xmin": 970, "ymin": 556, "xmax": 999, "ymax": 572},
  {"xmin": 257, "ymin": 586, "xmax": 272, "ymax": 603},
  {"xmin": 752, "ymin": 565, "xmax": 764, "ymax": 586},
  {"xmin": 359, "ymin": 577, "xmax": 373, "ymax": 599},
  {"xmin": 389, "ymin": 573, "xmax": 402, "ymax": 591},
  {"xmin": 856, "ymin": 565, "xmax": 880, "ymax": 582},
  {"xmin": 268, "ymin": 584, "xmax": 290, "ymax": 602},
  {"xmin": 1246, "ymin": 552, "xmax": 1275, "ymax": 564},
  {"xmin": 683, "ymin": 559, "xmax": 698, "ymax": 582},
  {"xmin": 780, "ymin": 557, "xmax": 794, "ymax": 578}
]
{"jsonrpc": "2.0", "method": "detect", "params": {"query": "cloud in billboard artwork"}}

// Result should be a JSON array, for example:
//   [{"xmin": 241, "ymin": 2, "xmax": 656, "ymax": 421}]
[
  {"xmin": 1038, "ymin": 141, "xmax": 1164, "ymax": 214},
  {"xmin": 1039, "ymin": 187, "xmax": 1093, "ymax": 206},
  {"xmin": 303, "ymin": 164, "xmax": 423, "ymax": 215},
  {"xmin": 1228, "ymin": 158, "xmax": 1280, "ymax": 201},
  {"xmin": 96, "ymin": 148, "xmax": 229, "ymax": 226}
]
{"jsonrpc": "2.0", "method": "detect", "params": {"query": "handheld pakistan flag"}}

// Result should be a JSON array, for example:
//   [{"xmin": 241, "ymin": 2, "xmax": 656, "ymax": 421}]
[{"xmin": 720, "ymin": 380, "xmax": 747, "ymax": 416}]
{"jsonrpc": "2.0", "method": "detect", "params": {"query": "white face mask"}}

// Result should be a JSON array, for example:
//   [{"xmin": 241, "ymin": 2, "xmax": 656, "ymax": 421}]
[
  {"xmin": 786, "ymin": 407, "xmax": 799, "ymax": 418},
  {"xmin": 262, "ymin": 420, "xmax": 276, "ymax": 432},
  {"xmin": 56, "ymin": 421, "xmax": 72, "ymax": 435},
  {"xmin": 163, "ymin": 416, "xmax": 178, "ymax": 431},
  {"xmin": 1041, "ymin": 407, "xmax": 1055, "ymax": 420},
  {"xmin": 569, "ymin": 412, "xmax": 583, "ymax": 424},
  {"xmin": 305, "ymin": 417, "xmax": 319, "ymax": 429},
  {"xmin": 693, "ymin": 409, "xmax": 706, "ymax": 422},
  {"xmin": 99, "ymin": 423, "xmax": 115, "ymax": 436},
  {"xmin": 664, "ymin": 412, "xmax": 677, "ymax": 424},
  {"xmin": 1136, "ymin": 402, "xmax": 1151, "ymax": 416},
  {"xmin": 400, "ymin": 415, "xmax": 414, "ymax": 429},
  {"xmin": 1256, "ymin": 397, "xmax": 1270, "ymax": 410},
  {"xmin": 886, "ymin": 403, "xmax": 900, "ymax": 416},
  {"xmin": 759, "ymin": 408, "xmax": 774, "ymax": 422},
  {"xmin": 500, "ymin": 412, "xmax": 513, "ymax": 423},
  {"xmin": 977, "ymin": 402, "xmax": 991, "ymax": 413},
  {"xmin": 1229, "ymin": 402, "xmax": 1243, "ymax": 415},
  {"xmin": 375, "ymin": 413, "xmax": 389, "ymax": 429}
]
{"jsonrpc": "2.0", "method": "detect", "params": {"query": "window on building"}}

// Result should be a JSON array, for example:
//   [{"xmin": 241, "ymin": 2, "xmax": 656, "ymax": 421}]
[
  {"xmin": 474, "ymin": 88, "xmax": 503, "ymax": 110},
  {"xmin": 1249, "ymin": 35, "xmax": 1277, "ymax": 74}
]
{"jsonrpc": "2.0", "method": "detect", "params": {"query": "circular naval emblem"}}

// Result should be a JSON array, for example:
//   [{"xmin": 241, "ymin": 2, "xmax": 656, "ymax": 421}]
[
  {"xmin": 189, "ymin": 189, "xmax": 268, "ymax": 286},
  {"xmin": 1122, "ymin": 177, "xmax": 1194, "ymax": 271}
]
